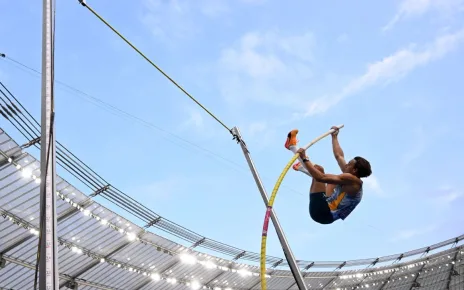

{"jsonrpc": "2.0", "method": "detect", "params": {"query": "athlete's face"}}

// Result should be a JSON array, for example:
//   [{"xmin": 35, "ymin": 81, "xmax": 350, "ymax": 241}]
[{"xmin": 345, "ymin": 159, "xmax": 357, "ymax": 174}]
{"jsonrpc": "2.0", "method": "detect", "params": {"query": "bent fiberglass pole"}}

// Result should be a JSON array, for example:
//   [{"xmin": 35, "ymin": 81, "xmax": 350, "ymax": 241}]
[{"xmin": 231, "ymin": 127, "xmax": 308, "ymax": 290}]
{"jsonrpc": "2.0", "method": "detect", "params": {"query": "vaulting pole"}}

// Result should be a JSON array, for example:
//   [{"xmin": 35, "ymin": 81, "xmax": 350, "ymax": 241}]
[{"xmin": 39, "ymin": 0, "xmax": 59, "ymax": 288}]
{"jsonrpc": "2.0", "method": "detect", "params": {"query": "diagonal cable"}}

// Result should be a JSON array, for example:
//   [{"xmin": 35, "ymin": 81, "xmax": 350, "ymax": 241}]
[
  {"xmin": 1, "ymin": 53, "xmax": 307, "ymax": 198},
  {"xmin": 78, "ymin": 0, "xmax": 232, "ymax": 134}
]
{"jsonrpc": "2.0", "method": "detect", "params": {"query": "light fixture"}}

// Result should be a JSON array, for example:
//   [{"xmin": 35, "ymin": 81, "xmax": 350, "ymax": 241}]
[{"xmin": 180, "ymin": 253, "xmax": 197, "ymax": 265}]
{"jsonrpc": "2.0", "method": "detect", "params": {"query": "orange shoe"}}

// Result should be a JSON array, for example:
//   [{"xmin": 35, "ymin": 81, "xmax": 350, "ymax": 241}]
[
  {"xmin": 284, "ymin": 129, "xmax": 299, "ymax": 150},
  {"xmin": 292, "ymin": 162, "xmax": 301, "ymax": 171}
]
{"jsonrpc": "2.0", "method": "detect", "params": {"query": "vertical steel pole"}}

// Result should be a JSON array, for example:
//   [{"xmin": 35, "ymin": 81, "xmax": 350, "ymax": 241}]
[
  {"xmin": 231, "ymin": 127, "xmax": 307, "ymax": 290},
  {"xmin": 39, "ymin": 0, "xmax": 59, "ymax": 288}
]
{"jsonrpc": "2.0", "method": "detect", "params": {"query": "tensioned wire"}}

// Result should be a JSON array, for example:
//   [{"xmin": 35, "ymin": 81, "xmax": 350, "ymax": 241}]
[
  {"xmin": 1, "ymin": 93, "xmax": 464, "ymax": 270},
  {"xmin": 0, "ymin": 1, "xmax": 394, "ymax": 271},
  {"xmin": 1, "ymin": 78, "xmax": 303, "ymax": 260},
  {"xmin": 1, "ymin": 57, "xmax": 393, "ymax": 268},
  {"xmin": 1, "ymin": 55, "xmax": 247, "ymax": 176},
  {"xmin": 0, "ymin": 81, "xmax": 292, "ymax": 266},
  {"xmin": 78, "ymin": 0, "xmax": 231, "ymax": 134},
  {"xmin": 0, "ymin": 59, "xmax": 313, "ymax": 232},
  {"xmin": 1, "ymin": 68, "xmax": 241, "ymax": 231},
  {"xmin": 0, "ymin": 72, "xmax": 108, "ymax": 187},
  {"xmin": 0, "ymin": 82, "xmax": 105, "ymax": 190},
  {"xmin": 0, "ymin": 54, "xmax": 307, "ymax": 198},
  {"xmin": 1, "ymin": 56, "xmax": 398, "ymax": 269},
  {"xmin": 0, "ymin": 84, "xmax": 161, "ymax": 225},
  {"xmin": 0, "ymin": 55, "xmax": 310, "ymax": 262}
]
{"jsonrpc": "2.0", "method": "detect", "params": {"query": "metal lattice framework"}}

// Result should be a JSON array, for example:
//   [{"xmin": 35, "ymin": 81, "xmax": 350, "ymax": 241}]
[{"xmin": 0, "ymin": 126, "xmax": 464, "ymax": 290}]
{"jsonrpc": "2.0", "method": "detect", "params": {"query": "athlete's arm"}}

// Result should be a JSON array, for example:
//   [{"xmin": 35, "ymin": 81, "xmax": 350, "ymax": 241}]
[
  {"xmin": 315, "ymin": 172, "xmax": 360, "ymax": 185},
  {"xmin": 297, "ymin": 148, "xmax": 360, "ymax": 186},
  {"xmin": 331, "ymin": 127, "xmax": 347, "ymax": 172},
  {"xmin": 301, "ymin": 159, "xmax": 358, "ymax": 185}
]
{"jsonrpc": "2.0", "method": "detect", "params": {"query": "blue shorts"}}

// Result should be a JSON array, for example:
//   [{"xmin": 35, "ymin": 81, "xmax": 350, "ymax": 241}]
[{"xmin": 309, "ymin": 192, "xmax": 334, "ymax": 224}]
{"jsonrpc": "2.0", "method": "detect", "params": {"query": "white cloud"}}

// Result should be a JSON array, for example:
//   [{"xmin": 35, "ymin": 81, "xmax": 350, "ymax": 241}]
[
  {"xmin": 302, "ymin": 29, "xmax": 464, "ymax": 117},
  {"xmin": 141, "ymin": 0, "xmax": 229, "ymax": 41},
  {"xmin": 243, "ymin": 120, "xmax": 277, "ymax": 150},
  {"xmin": 440, "ymin": 191, "xmax": 464, "ymax": 204},
  {"xmin": 219, "ymin": 34, "xmax": 287, "ymax": 78},
  {"xmin": 390, "ymin": 224, "xmax": 437, "ymax": 242},
  {"xmin": 247, "ymin": 121, "xmax": 268, "ymax": 137},
  {"xmin": 429, "ymin": 186, "xmax": 464, "ymax": 207},
  {"xmin": 383, "ymin": 0, "xmax": 464, "ymax": 31},
  {"xmin": 179, "ymin": 107, "xmax": 205, "ymax": 131},
  {"xmin": 363, "ymin": 175, "xmax": 384, "ymax": 196},
  {"xmin": 220, "ymin": 31, "xmax": 314, "ymax": 74},
  {"xmin": 141, "ymin": 0, "xmax": 266, "ymax": 41},
  {"xmin": 400, "ymin": 126, "xmax": 426, "ymax": 167},
  {"xmin": 217, "ymin": 28, "xmax": 464, "ymax": 120},
  {"xmin": 199, "ymin": 0, "xmax": 230, "ymax": 17},
  {"xmin": 217, "ymin": 30, "xmax": 315, "ymax": 109}
]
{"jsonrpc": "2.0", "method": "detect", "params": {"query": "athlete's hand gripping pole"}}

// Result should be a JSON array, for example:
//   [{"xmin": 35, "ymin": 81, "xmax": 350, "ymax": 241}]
[
  {"xmin": 301, "ymin": 124, "xmax": 344, "ymax": 153},
  {"xmin": 260, "ymin": 124, "xmax": 344, "ymax": 290}
]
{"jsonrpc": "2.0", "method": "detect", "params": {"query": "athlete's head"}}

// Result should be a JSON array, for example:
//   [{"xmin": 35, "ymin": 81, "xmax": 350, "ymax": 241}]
[{"xmin": 346, "ymin": 157, "xmax": 372, "ymax": 178}]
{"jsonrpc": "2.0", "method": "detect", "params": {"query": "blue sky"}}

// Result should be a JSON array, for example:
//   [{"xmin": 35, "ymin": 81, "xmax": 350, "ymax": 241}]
[{"xmin": 1, "ymin": 0, "xmax": 464, "ymax": 268}]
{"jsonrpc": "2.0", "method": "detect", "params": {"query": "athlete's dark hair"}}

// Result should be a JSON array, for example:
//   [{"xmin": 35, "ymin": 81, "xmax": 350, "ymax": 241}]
[{"xmin": 354, "ymin": 156, "xmax": 372, "ymax": 178}]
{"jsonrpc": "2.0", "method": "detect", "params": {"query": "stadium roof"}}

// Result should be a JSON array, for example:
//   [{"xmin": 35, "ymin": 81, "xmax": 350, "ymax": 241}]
[{"xmin": 0, "ymin": 125, "xmax": 463, "ymax": 290}]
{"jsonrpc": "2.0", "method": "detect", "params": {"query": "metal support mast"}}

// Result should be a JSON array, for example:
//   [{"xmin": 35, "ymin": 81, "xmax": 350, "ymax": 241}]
[
  {"xmin": 231, "ymin": 127, "xmax": 308, "ymax": 290},
  {"xmin": 39, "ymin": 0, "xmax": 59, "ymax": 288}
]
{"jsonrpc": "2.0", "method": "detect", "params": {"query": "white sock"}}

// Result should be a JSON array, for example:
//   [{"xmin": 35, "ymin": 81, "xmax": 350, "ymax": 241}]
[
  {"xmin": 289, "ymin": 145, "xmax": 298, "ymax": 154},
  {"xmin": 289, "ymin": 145, "xmax": 312, "ymax": 177},
  {"xmin": 295, "ymin": 162, "xmax": 312, "ymax": 177}
]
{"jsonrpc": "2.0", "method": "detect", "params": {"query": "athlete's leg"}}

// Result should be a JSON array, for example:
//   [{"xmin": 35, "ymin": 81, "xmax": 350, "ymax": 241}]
[
  {"xmin": 308, "ymin": 165, "xmax": 334, "ymax": 224},
  {"xmin": 285, "ymin": 130, "xmax": 311, "ymax": 176},
  {"xmin": 285, "ymin": 129, "xmax": 333, "ymax": 223},
  {"xmin": 285, "ymin": 130, "xmax": 335, "ymax": 196},
  {"xmin": 292, "ymin": 162, "xmax": 311, "ymax": 176},
  {"xmin": 310, "ymin": 165, "xmax": 326, "ymax": 193}
]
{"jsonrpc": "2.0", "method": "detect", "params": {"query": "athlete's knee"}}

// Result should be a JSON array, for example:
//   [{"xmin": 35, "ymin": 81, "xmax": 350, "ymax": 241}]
[{"xmin": 314, "ymin": 164, "xmax": 324, "ymax": 173}]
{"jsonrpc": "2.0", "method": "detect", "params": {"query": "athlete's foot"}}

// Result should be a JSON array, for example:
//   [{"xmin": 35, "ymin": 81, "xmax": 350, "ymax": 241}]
[
  {"xmin": 284, "ymin": 129, "xmax": 299, "ymax": 150},
  {"xmin": 292, "ymin": 161, "xmax": 312, "ymax": 177},
  {"xmin": 292, "ymin": 162, "xmax": 301, "ymax": 171}
]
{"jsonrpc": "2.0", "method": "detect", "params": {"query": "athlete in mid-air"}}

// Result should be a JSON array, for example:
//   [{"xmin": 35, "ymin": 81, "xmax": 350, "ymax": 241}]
[{"xmin": 285, "ymin": 126, "xmax": 372, "ymax": 224}]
